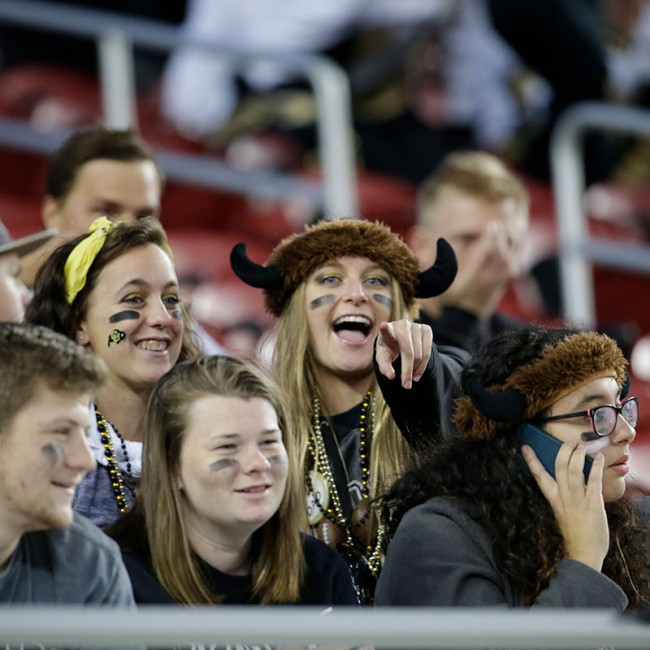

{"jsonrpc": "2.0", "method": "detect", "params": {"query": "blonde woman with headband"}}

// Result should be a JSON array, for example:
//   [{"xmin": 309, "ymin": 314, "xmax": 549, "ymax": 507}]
[
  {"xmin": 26, "ymin": 216, "xmax": 201, "ymax": 527},
  {"xmin": 231, "ymin": 218, "xmax": 467, "ymax": 603}
]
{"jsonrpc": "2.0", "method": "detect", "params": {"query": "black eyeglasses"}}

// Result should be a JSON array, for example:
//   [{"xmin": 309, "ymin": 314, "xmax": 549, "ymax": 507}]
[{"xmin": 540, "ymin": 396, "xmax": 638, "ymax": 438}]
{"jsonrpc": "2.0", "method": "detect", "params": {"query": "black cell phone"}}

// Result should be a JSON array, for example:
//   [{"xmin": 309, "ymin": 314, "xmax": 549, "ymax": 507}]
[{"xmin": 515, "ymin": 423, "xmax": 593, "ymax": 481}]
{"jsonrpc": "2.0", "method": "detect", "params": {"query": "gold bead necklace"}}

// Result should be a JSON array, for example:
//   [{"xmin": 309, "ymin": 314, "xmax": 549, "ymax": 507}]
[{"xmin": 307, "ymin": 391, "xmax": 384, "ymax": 576}]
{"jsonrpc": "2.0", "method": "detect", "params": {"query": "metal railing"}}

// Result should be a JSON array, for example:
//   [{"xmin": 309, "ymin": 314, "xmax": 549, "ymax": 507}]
[
  {"xmin": 1, "ymin": 606, "xmax": 650, "ymax": 649},
  {"xmin": 550, "ymin": 101, "xmax": 650, "ymax": 327},
  {"xmin": 0, "ymin": 0, "xmax": 359, "ymax": 218}
]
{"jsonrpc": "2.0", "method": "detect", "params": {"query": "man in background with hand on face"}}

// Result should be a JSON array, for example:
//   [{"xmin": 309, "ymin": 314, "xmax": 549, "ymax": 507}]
[{"xmin": 409, "ymin": 150, "xmax": 530, "ymax": 353}]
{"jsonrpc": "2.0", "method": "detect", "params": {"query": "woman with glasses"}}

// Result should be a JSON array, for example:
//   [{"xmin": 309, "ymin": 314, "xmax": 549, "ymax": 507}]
[{"xmin": 375, "ymin": 325, "xmax": 650, "ymax": 609}]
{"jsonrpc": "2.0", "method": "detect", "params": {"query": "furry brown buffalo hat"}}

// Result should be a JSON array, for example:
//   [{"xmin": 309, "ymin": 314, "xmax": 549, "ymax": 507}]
[
  {"xmin": 454, "ymin": 326, "xmax": 629, "ymax": 441},
  {"xmin": 230, "ymin": 219, "xmax": 457, "ymax": 316}
]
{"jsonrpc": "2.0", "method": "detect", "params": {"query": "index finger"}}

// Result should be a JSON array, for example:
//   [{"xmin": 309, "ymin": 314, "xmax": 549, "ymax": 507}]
[
  {"xmin": 521, "ymin": 443, "xmax": 558, "ymax": 500},
  {"xmin": 387, "ymin": 319, "xmax": 416, "ymax": 389},
  {"xmin": 375, "ymin": 321, "xmax": 397, "ymax": 380}
]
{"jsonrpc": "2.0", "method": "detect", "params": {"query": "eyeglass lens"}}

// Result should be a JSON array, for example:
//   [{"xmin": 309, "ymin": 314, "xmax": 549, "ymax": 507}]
[{"xmin": 593, "ymin": 398, "xmax": 638, "ymax": 436}]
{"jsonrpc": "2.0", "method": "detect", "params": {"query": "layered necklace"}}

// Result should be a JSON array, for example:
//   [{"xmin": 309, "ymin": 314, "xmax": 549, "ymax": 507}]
[
  {"xmin": 307, "ymin": 390, "xmax": 385, "ymax": 577},
  {"xmin": 95, "ymin": 409, "xmax": 135, "ymax": 517}
]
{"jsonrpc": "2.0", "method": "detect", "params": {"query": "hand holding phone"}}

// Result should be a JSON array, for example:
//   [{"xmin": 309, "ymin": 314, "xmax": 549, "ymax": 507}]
[
  {"xmin": 515, "ymin": 423, "xmax": 593, "ymax": 481},
  {"xmin": 516, "ymin": 423, "xmax": 608, "ymax": 571}
]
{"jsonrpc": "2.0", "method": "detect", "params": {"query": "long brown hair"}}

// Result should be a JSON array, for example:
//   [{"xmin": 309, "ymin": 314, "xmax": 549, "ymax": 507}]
[{"xmin": 110, "ymin": 355, "xmax": 306, "ymax": 604}]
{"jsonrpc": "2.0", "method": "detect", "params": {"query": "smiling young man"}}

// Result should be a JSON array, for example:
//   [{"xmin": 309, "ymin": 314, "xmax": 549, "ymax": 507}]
[{"xmin": 0, "ymin": 322, "xmax": 135, "ymax": 605}]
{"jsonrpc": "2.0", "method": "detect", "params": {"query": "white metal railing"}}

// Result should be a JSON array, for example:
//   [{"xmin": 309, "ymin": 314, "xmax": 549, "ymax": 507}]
[
  {"xmin": 550, "ymin": 101, "xmax": 650, "ymax": 327},
  {"xmin": 0, "ymin": 0, "xmax": 359, "ymax": 218},
  {"xmin": 1, "ymin": 607, "xmax": 650, "ymax": 649}
]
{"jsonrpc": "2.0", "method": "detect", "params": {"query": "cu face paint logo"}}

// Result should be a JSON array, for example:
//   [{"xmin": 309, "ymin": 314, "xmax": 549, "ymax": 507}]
[{"xmin": 107, "ymin": 329, "xmax": 126, "ymax": 346}]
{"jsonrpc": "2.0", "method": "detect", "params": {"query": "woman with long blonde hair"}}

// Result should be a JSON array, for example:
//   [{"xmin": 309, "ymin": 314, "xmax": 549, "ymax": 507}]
[{"xmin": 231, "ymin": 218, "xmax": 466, "ymax": 602}]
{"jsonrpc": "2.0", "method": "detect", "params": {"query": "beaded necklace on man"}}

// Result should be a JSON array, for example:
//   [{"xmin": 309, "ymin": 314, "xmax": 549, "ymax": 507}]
[
  {"xmin": 95, "ymin": 409, "xmax": 135, "ymax": 517},
  {"xmin": 306, "ymin": 390, "xmax": 385, "ymax": 578}
]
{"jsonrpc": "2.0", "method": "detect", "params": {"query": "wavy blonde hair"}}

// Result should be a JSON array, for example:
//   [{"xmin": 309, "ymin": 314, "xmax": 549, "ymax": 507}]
[{"xmin": 274, "ymin": 278, "xmax": 418, "ymax": 513}]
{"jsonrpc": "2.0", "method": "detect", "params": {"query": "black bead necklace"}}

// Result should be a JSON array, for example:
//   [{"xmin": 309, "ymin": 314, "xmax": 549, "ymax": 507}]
[
  {"xmin": 307, "ymin": 390, "xmax": 384, "ymax": 576},
  {"xmin": 95, "ymin": 409, "xmax": 134, "ymax": 517},
  {"xmin": 307, "ymin": 390, "xmax": 372, "ymax": 529}
]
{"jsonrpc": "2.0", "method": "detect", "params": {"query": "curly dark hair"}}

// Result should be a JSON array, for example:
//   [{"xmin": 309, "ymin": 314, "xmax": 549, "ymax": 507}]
[
  {"xmin": 380, "ymin": 326, "xmax": 650, "ymax": 607},
  {"xmin": 381, "ymin": 436, "xmax": 650, "ymax": 606},
  {"xmin": 465, "ymin": 326, "xmax": 574, "ymax": 388}
]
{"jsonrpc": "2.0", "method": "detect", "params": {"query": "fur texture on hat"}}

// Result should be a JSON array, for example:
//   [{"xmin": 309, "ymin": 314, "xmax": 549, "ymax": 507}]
[
  {"xmin": 266, "ymin": 220, "xmax": 421, "ymax": 315},
  {"xmin": 454, "ymin": 330, "xmax": 628, "ymax": 441},
  {"xmin": 232, "ymin": 219, "xmax": 435, "ymax": 316}
]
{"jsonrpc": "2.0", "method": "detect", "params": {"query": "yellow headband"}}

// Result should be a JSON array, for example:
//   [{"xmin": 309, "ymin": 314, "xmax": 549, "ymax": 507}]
[{"xmin": 64, "ymin": 216, "xmax": 118, "ymax": 304}]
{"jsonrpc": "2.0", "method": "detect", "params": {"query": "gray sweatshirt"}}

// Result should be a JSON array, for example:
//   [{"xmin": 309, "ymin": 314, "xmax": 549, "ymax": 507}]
[
  {"xmin": 375, "ymin": 496, "xmax": 628, "ymax": 610},
  {"xmin": 0, "ymin": 512, "xmax": 135, "ymax": 605}
]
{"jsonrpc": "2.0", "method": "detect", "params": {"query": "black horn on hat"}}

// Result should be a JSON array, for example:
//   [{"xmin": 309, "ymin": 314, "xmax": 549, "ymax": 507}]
[
  {"xmin": 230, "ymin": 243, "xmax": 283, "ymax": 289},
  {"xmin": 416, "ymin": 238, "xmax": 458, "ymax": 298},
  {"xmin": 464, "ymin": 376, "xmax": 527, "ymax": 422}
]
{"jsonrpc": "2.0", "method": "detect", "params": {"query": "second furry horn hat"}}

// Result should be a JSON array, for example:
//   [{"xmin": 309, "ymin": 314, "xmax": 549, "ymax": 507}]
[
  {"xmin": 230, "ymin": 219, "xmax": 457, "ymax": 316},
  {"xmin": 453, "ymin": 328, "xmax": 629, "ymax": 441}
]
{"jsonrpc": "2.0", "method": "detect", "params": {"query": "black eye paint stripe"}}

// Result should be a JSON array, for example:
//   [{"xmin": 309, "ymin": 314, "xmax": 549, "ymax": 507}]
[
  {"xmin": 309, "ymin": 295, "xmax": 335, "ymax": 310},
  {"xmin": 209, "ymin": 458, "xmax": 238, "ymax": 472},
  {"xmin": 209, "ymin": 454, "xmax": 287, "ymax": 472},
  {"xmin": 373, "ymin": 294, "xmax": 393, "ymax": 308},
  {"xmin": 109, "ymin": 310, "xmax": 140, "ymax": 323},
  {"xmin": 42, "ymin": 442, "xmax": 65, "ymax": 466}
]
